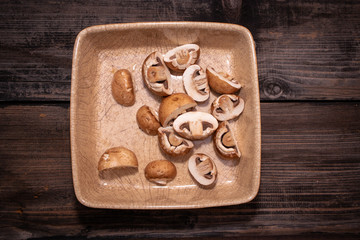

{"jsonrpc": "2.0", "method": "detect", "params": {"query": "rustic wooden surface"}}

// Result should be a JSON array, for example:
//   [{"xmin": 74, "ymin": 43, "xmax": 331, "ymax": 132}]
[{"xmin": 1, "ymin": 0, "xmax": 360, "ymax": 239}]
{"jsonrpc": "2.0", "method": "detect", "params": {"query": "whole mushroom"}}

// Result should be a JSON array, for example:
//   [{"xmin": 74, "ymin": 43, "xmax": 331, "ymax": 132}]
[
  {"xmin": 144, "ymin": 160, "xmax": 177, "ymax": 185},
  {"xmin": 136, "ymin": 105, "xmax": 161, "ymax": 135},
  {"xmin": 142, "ymin": 52, "xmax": 173, "ymax": 96},
  {"xmin": 188, "ymin": 153, "xmax": 217, "ymax": 186},
  {"xmin": 163, "ymin": 44, "xmax": 200, "ymax": 72},
  {"xmin": 112, "ymin": 69, "xmax": 135, "ymax": 106},
  {"xmin": 173, "ymin": 111, "xmax": 218, "ymax": 140},
  {"xmin": 183, "ymin": 64, "xmax": 210, "ymax": 102},
  {"xmin": 211, "ymin": 94, "xmax": 244, "ymax": 121}
]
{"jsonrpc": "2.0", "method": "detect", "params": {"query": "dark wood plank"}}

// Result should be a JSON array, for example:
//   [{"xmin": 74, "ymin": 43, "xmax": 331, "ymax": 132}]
[
  {"xmin": 0, "ymin": 0, "xmax": 359, "ymax": 101},
  {"xmin": 1, "ymin": 102, "xmax": 359, "ymax": 239}
]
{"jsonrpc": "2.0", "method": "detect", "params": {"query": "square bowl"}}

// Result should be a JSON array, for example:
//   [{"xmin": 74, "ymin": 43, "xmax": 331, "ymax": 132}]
[{"xmin": 70, "ymin": 22, "xmax": 261, "ymax": 209}]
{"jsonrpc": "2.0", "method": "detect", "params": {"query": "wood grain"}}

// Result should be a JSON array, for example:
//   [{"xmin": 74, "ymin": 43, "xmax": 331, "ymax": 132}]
[
  {"xmin": 1, "ymin": 0, "xmax": 359, "ymax": 101},
  {"xmin": 1, "ymin": 102, "xmax": 359, "ymax": 238}
]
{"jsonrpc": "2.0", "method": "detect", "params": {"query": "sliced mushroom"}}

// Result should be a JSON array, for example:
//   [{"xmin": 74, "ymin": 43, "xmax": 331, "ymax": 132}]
[
  {"xmin": 163, "ymin": 44, "xmax": 200, "ymax": 72},
  {"xmin": 142, "ymin": 52, "xmax": 173, "ymax": 96},
  {"xmin": 188, "ymin": 153, "xmax": 217, "ymax": 186},
  {"xmin": 183, "ymin": 64, "xmax": 210, "ymax": 102},
  {"xmin": 98, "ymin": 147, "xmax": 138, "ymax": 172},
  {"xmin": 214, "ymin": 121, "xmax": 241, "ymax": 159},
  {"xmin": 136, "ymin": 105, "xmax": 161, "ymax": 135},
  {"xmin": 144, "ymin": 160, "xmax": 177, "ymax": 185},
  {"xmin": 158, "ymin": 127, "xmax": 194, "ymax": 156},
  {"xmin": 158, "ymin": 93, "xmax": 197, "ymax": 127},
  {"xmin": 173, "ymin": 112, "xmax": 218, "ymax": 140},
  {"xmin": 206, "ymin": 67, "xmax": 241, "ymax": 94},
  {"xmin": 211, "ymin": 94, "xmax": 244, "ymax": 121}
]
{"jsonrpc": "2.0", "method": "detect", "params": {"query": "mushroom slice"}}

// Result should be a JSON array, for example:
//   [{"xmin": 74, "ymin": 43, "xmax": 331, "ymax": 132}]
[
  {"xmin": 98, "ymin": 147, "xmax": 138, "ymax": 172},
  {"xmin": 206, "ymin": 66, "xmax": 241, "ymax": 94},
  {"xmin": 173, "ymin": 112, "xmax": 218, "ymax": 140},
  {"xmin": 183, "ymin": 64, "xmax": 210, "ymax": 102},
  {"xmin": 214, "ymin": 121, "xmax": 241, "ymax": 159},
  {"xmin": 163, "ymin": 44, "xmax": 200, "ymax": 72},
  {"xmin": 142, "ymin": 51, "xmax": 173, "ymax": 96},
  {"xmin": 158, "ymin": 93, "xmax": 197, "ymax": 127},
  {"xmin": 188, "ymin": 153, "xmax": 217, "ymax": 186},
  {"xmin": 211, "ymin": 94, "xmax": 244, "ymax": 121},
  {"xmin": 158, "ymin": 127, "xmax": 194, "ymax": 156},
  {"xmin": 144, "ymin": 160, "xmax": 177, "ymax": 185}
]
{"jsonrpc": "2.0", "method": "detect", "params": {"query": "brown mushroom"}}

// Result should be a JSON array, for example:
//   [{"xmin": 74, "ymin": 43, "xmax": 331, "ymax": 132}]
[
  {"xmin": 144, "ymin": 160, "xmax": 177, "ymax": 185},
  {"xmin": 112, "ymin": 69, "xmax": 135, "ymax": 106},
  {"xmin": 136, "ymin": 105, "xmax": 161, "ymax": 135},
  {"xmin": 206, "ymin": 66, "xmax": 241, "ymax": 94},
  {"xmin": 142, "ymin": 52, "xmax": 173, "ymax": 96},
  {"xmin": 158, "ymin": 127, "xmax": 194, "ymax": 156},
  {"xmin": 211, "ymin": 94, "xmax": 244, "ymax": 121},
  {"xmin": 183, "ymin": 64, "xmax": 210, "ymax": 102},
  {"xmin": 213, "ymin": 121, "xmax": 241, "ymax": 159},
  {"xmin": 173, "ymin": 112, "xmax": 218, "ymax": 140},
  {"xmin": 158, "ymin": 93, "xmax": 197, "ymax": 127},
  {"xmin": 163, "ymin": 44, "xmax": 200, "ymax": 72},
  {"xmin": 98, "ymin": 147, "xmax": 138, "ymax": 172},
  {"xmin": 188, "ymin": 153, "xmax": 217, "ymax": 186}
]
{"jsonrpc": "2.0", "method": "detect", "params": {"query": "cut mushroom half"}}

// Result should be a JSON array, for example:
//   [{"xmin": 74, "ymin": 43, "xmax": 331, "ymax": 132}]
[
  {"xmin": 173, "ymin": 112, "xmax": 218, "ymax": 140},
  {"xmin": 188, "ymin": 153, "xmax": 217, "ymax": 186},
  {"xmin": 158, "ymin": 93, "xmax": 197, "ymax": 127},
  {"xmin": 183, "ymin": 64, "xmax": 210, "ymax": 102},
  {"xmin": 98, "ymin": 147, "xmax": 138, "ymax": 172},
  {"xmin": 158, "ymin": 127, "xmax": 194, "ymax": 156},
  {"xmin": 142, "ymin": 51, "xmax": 173, "ymax": 96},
  {"xmin": 164, "ymin": 44, "xmax": 200, "ymax": 72},
  {"xmin": 214, "ymin": 121, "xmax": 241, "ymax": 159},
  {"xmin": 211, "ymin": 94, "xmax": 244, "ymax": 121},
  {"xmin": 207, "ymin": 67, "xmax": 241, "ymax": 94}
]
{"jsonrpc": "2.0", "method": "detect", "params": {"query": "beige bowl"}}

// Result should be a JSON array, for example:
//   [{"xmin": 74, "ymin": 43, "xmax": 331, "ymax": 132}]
[{"xmin": 70, "ymin": 22, "xmax": 261, "ymax": 209}]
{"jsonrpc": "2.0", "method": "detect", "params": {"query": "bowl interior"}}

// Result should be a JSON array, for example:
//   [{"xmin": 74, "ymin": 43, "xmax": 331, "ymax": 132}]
[{"xmin": 71, "ymin": 22, "xmax": 260, "ymax": 209}]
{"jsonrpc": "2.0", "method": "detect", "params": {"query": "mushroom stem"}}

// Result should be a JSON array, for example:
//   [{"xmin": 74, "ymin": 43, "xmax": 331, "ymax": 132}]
[
  {"xmin": 196, "ymin": 158, "xmax": 213, "ymax": 176},
  {"xmin": 189, "ymin": 121, "xmax": 203, "ymax": 138}
]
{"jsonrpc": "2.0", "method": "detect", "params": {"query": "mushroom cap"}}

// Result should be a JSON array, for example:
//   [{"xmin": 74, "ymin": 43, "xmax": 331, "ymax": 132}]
[
  {"xmin": 213, "ymin": 121, "xmax": 241, "ymax": 159},
  {"xmin": 111, "ymin": 69, "xmax": 135, "ymax": 106},
  {"xmin": 144, "ymin": 160, "xmax": 177, "ymax": 185},
  {"xmin": 206, "ymin": 67, "xmax": 241, "ymax": 94},
  {"xmin": 163, "ymin": 44, "xmax": 200, "ymax": 72},
  {"xmin": 136, "ymin": 105, "xmax": 161, "ymax": 136},
  {"xmin": 142, "ymin": 51, "xmax": 173, "ymax": 96},
  {"xmin": 183, "ymin": 64, "xmax": 210, "ymax": 102},
  {"xmin": 188, "ymin": 153, "xmax": 217, "ymax": 186},
  {"xmin": 173, "ymin": 111, "xmax": 219, "ymax": 140},
  {"xmin": 158, "ymin": 93, "xmax": 197, "ymax": 126},
  {"xmin": 158, "ymin": 127, "xmax": 194, "ymax": 156},
  {"xmin": 98, "ymin": 147, "xmax": 138, "ymax": 171},
  {"xmin": 211, "ymin": 94, "xmax": 244, "ymax": 121}
]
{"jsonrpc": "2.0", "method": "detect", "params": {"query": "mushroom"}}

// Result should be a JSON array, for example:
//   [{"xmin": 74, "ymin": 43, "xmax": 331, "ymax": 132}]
[
  {"xmin": 163, "ymin": 44, "xmax": 200, "ymax": 72},
  {"xmin": 144, "ymin": 160, "xmax": 177, "ymax": 185},
  {"xmin": 142, "ymin": 52, "xmax": 173, "ymax": 96},
  {"xmin": 158, "ymin": 93, "xmax": 197, "ymax": 127},
  {"xmin": 158, "ymin": 127, "xmax": 194, "ymax": 156},
  {"xmin": 173, "ymin": 112, "xmax": 218, "ymax": 140},
  {"xmin": 213, "ymin": 121, "xmax": 241, "ymax": 159},
  {"xmin": 112, "ymin": 69, "xmax": 135, "ymax": 106},
  {"xmin": 183, "ymin": 64, "xmax": 210, "ymax": 102},
  {"xmin": 211, "ymin": 94, "xmax": 244, "ymax": 121},
  {"xmin": 136, "ymin": 105, "xmax": 161, "ymax": 135},
  {"xmin": 206, "ymin": 66, "xmax": 241, "ymax": 94},
  {"xmin": 98, "ymin": 147, "xmax": 138, "ymax": 172},
  {"xmin": 188, "ymin": 153, "xmax": 217, "ymax": 186}
]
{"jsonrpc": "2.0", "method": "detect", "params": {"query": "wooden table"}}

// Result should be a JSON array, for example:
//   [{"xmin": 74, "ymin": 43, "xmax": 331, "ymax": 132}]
[{"xmin": 1, "ymin": 1, "xmax": 359, "ymax": 239}]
